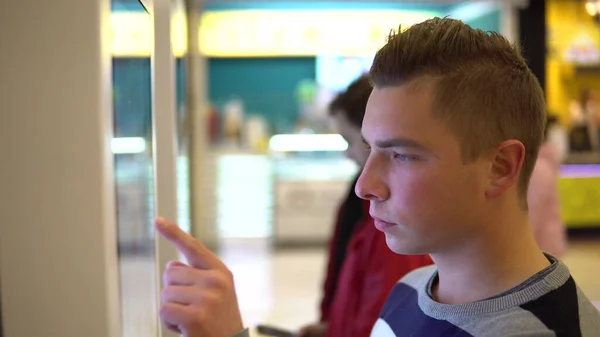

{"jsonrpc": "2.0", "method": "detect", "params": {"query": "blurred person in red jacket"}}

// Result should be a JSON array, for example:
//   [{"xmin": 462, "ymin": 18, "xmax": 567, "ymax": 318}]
[
  {"xmin": 297, "ymin": 75, "xmax": 433, "ymax": 337},
  {"xmin": 527, "ymin": 114, "xmax": 567, "ymax": 257}
]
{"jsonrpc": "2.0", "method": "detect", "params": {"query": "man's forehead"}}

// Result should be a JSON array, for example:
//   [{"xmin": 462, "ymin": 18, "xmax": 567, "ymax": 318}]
[
  {"xmin": 365, "ymin": 88, "xmax": 431, "ymax": 124},
  {"xmin": 362, "ymin": 87, "xmax": 438, "ymax": 145},
  {"xmin": 369, "ymin": 82, "xmax": 434, "ymax": 101}
]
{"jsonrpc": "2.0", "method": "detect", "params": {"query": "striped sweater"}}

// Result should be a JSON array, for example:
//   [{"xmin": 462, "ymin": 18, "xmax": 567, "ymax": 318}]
[{"xmin": 371, "ymin": 255, "xmax": 600, "ymax": 337}]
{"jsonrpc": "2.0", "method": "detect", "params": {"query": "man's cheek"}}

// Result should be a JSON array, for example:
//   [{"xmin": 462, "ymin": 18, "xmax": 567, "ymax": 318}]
[{"xmin": 399, "ymin": 175, "xmax": 434, "ymax": 200}]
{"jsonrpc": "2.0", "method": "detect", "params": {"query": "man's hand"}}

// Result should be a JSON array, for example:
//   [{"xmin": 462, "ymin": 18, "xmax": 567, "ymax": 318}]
[
  {"xmin": 296, "ymin": 323, "xmax": 328, "ymax": 337},
  {"xmin": 155, "ymin": 217, "xmax": 244, "ymax": 337}
]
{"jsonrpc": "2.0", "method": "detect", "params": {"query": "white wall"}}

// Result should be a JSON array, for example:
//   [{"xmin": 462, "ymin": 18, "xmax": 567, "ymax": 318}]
[{"xmin": 0, "ymin": 0, "xmax": 121, "ymax": 336}]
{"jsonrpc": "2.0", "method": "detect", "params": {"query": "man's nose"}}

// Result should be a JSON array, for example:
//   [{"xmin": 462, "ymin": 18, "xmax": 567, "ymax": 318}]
[{"xmin": 355, "ymin": 157, "xmax": 389, "ymax": 201}]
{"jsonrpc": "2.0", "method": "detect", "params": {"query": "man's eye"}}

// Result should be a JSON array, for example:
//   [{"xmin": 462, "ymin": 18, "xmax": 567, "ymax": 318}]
[{"xmin": 394, "ymin": 153, "xmax": 419, "ymax": 162}]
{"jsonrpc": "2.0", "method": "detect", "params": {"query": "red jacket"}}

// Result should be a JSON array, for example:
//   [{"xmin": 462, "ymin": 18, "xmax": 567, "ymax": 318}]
[{"xmin": 320, "ymin": 199, "xmax": 433, "ymax": 337}]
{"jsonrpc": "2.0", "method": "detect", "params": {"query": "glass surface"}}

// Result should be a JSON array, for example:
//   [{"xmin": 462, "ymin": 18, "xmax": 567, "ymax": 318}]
[
  {"xmin": 111, "ymin": 0, "xmax": 157, "ymax": 336},
  {"xmin": 111, "ymin": 1, "xmax": 193, "ymax": 335},
  {"xmin": 173, "ymin": 0, "xmax": 191, "ymax": 234}
]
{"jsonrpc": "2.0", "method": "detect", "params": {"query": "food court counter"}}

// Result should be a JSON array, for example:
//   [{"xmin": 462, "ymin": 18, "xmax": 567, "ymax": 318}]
[{"xmin": 559, "ymin": 164, "xmax": 600, "ymax": 229}]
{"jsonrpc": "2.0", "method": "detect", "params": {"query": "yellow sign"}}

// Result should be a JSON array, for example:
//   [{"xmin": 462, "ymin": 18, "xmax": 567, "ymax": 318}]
[
  {"xmin": 110, "ymin": 12, "xmax": 187, "ymax": 57},
  {"xmin": 559, "ymin": 176, "xmax": 600, "ymax": 228},
  {"xmin": 109, "ymin": 9, "xmax": 437, "ymax": 57},
  {"xmin": 198, "ymin": 10, "xmax": 437, "ymax": 57}
]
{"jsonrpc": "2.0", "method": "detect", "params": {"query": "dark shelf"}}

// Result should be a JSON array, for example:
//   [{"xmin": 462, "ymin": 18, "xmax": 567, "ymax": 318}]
[{"xmin": 574, "ymin": 65, "xmax": 600, "ymax": 75}]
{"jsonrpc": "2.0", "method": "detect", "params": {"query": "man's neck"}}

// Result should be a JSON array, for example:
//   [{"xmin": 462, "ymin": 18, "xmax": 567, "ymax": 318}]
[{"xmin": 430, "ymin": 212, "xmax": 551, "ymax": 305}]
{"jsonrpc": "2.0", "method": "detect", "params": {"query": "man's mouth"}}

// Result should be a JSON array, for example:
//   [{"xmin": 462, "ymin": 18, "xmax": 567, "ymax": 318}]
[{"xmin": 372, "ymin": 216, "xmax": 397, "ymax": 232}]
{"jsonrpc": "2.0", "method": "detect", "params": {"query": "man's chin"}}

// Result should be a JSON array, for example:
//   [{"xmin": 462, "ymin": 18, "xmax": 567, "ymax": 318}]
[{"xmin": 384, "ymin": 235, "xmax": 426, "ymax": 255}]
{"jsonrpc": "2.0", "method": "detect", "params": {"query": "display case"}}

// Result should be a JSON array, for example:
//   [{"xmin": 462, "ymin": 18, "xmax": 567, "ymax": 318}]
[
  {"xmin": 214, "ymin": 150, "xmax": 273, "ymax": 239},
  {"xmin": 559, "ymin": 164, "xmax": 600, "ymax": 229},
  {"xmin": 269, "ymin": 134, "xmax": 359, "ymax": 246}
]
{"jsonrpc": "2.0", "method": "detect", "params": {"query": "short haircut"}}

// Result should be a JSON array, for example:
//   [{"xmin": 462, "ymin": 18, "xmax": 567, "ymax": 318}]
[
  {"xmin": 370, "ymin": 17, "xmax": 546, "ymax": 199},
  {"xmin": 328, "ymin": 75, "xmax": 373, "ymax": 129}
]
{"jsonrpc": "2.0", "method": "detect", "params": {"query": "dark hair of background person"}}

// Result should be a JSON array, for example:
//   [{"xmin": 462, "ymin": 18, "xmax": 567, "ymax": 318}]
[
  {"xmin": 327, "ymin": 75, "xmax": 373, "ymax": 285},
  {"xmin": 328, "ymin": 75, "xmax": 373, "ymax": 129}
]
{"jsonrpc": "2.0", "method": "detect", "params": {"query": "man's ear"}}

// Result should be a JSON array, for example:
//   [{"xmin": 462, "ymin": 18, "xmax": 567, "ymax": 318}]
[{"xmin": 485, "ymin": 140, "xmax": 525, "ymax": 199}]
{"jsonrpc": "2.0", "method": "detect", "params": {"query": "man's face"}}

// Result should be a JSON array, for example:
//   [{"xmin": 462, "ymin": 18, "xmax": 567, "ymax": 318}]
[{"xmin": 356, "ymin": 85, "xmax": 489, "ymax": 255}]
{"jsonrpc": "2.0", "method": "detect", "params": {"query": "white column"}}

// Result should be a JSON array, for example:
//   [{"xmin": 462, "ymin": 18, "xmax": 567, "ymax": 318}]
[
  {"xmin": 503, "ymin": 0, "xmax": 533, "ymax": 45},
  {"xmin": 186, "ymin": 0, "xmax": 219, "ymax": 248},
  {"xmin": 500, "ymin": 0, "xmax": 521, "ymax": 45},
  {"xmin": 0, "ymin": 0, "xmax": 120, "ymax": 337},
  {"xmin": 152, "ymin": 0, "xmax": 182, "ymax": 336}
]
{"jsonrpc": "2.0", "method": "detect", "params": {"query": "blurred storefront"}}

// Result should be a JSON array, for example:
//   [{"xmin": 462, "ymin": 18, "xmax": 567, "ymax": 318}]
[
  {"xmin": 546, "ymin": 0, "xmax": 600, "ymax": 230},
  {"xmin": 108, "ymin": 1, "xmax": 514, "ymax": 249},
  {"xmin": 199, "ymin": 1, "xmax": 510, "ymax": 245},
  {"xmin": 0, "ymin": 1, "xmax": 558, "ymax": 336}
]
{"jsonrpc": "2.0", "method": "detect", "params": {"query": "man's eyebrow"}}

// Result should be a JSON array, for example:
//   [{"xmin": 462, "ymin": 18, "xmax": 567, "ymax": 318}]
[{"xmin": 362, "ymin": 135, "xmax": 428, "ymax": 150}]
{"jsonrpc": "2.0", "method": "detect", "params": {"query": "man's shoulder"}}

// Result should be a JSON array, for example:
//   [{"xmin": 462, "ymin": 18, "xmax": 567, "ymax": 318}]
[
  {"xmin": 397, "ymin": 264, "xmax": 437, "ymax": 287},
  {"xmin": 566, "ymin": 283, "xmax": 600, "ymax": 336},
  {"xmin": 373, "ymin": 261, "xmax": 600, "ymax": 337},
  {"xmin": 375, "ymin": 264, "xmax": 449, "ymax": 335},
  {"xmin": 379, "ymin": 264, "xmax": 436, "ymax": 313},
  {"xmin": 375, "ymin": 264, "xmax": 474, "ymax": 337},
  {"xmin": 464, "ymin": 276, "xmax": 600, "ymax": 337},
  {"xmin": 449, "ymin": 273, "xmax": 600, "ymax": 337}
]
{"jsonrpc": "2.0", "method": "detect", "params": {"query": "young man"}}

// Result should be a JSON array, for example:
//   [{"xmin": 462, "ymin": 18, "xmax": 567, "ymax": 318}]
[
  {"xmin": 155, "ymin": 18, "xmax": 600, "ymax": 337},
  {"xmin": 297, "ymin": 76, "xmax": 432, "ymax": 337}
]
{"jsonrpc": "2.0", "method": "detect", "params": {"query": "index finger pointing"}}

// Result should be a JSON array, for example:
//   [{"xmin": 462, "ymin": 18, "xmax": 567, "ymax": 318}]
[{"xmin": 155, "ymin": 217, "xmax": 224, "ymax": 270}]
